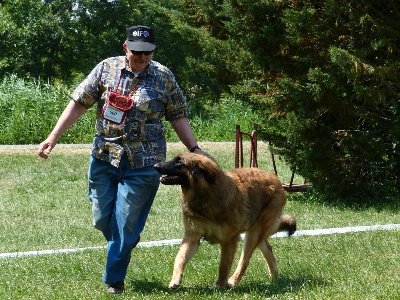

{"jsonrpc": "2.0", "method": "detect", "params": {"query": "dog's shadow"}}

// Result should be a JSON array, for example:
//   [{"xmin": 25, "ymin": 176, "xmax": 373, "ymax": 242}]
[
  {"xmin": 128, "ymin": 275, "xmax": 326, "ymax": 297},
  {"xmin": 225, "ymin": 275, "xmax": 327, "ymax": 296}
]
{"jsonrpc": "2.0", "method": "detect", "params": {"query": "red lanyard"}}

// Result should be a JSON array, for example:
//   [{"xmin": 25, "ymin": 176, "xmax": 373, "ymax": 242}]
[{"xmin": 114, "ymin": 72, "xmax": 142, "ymax": 98}]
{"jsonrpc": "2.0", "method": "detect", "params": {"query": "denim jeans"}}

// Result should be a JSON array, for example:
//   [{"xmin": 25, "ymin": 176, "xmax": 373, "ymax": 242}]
[{"xmin": 88, "ymin": 154, "xmax": 160, "ymax": 284}]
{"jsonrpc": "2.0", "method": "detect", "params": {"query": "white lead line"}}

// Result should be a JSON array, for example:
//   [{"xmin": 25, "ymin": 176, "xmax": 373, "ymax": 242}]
[{"xmin": 1, "ymin": 224, "xmax": 399, "ymax": 259}]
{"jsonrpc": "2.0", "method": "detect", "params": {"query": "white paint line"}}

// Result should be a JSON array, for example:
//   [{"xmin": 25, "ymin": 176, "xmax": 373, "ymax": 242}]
[
  {"xmin": 270, "ymin": 223, "xmax": 400, "ymax": 238},
  {"xmin": 1, "ymin": 224, "xmax": 399, "ymax": 259},
  {"xmin": 0, "ymin": 246, "xmax": 106, "ymax": 259}
]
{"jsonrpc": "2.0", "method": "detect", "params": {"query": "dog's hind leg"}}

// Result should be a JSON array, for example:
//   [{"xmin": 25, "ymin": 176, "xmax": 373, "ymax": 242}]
[
  {"xmin": 258, "ymin": 239, "xmax": 278, "ymax": 278},
  {"xmin": 215, "ymin": 235, "xmax": 240, "ymax": 288},
  {"xmin": 228, "ymin": 231, "xmax": 259, "ymax": 286},
  {"xmin": 169, "ymin": 236, "xmax": 200, "ymax": 290}
]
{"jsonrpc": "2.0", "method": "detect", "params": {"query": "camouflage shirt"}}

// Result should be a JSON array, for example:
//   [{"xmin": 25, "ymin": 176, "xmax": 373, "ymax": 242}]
[{"xmin": 71, "ymin": 56, "xmax": 190, "ymax": 169}]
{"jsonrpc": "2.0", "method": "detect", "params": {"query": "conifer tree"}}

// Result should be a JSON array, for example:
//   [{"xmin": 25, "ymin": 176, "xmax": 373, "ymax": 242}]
[{"xmin": 174, "ymin": 0, "xmax": 400, "ymax": 199}]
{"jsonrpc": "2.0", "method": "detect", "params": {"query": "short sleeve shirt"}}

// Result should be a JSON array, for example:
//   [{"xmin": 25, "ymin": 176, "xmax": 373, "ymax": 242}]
[{"xmin": 71, "ymin": 56, "xmax": 190, "ymax": 168}]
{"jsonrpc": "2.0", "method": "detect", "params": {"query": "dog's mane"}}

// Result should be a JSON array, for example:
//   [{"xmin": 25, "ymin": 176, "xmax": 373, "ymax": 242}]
[{"xmin": 181, "ymin": 155, "xmax": 240, "ymax": 221}]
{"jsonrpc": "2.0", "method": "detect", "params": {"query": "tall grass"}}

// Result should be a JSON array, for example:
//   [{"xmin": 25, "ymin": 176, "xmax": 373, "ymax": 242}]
[
  {"xmin": 0, "ymin": 74, "xmax": 263, "ymax": 144},
  {"xmin": 0, "ymin": 74, "xmax": 94, "ymax": 144}
]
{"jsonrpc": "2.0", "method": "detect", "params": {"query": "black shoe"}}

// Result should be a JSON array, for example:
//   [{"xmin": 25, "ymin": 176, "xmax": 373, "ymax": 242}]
[{"xmin": 107, "ymin": 281, "xmax": 124, "ymax": 294}]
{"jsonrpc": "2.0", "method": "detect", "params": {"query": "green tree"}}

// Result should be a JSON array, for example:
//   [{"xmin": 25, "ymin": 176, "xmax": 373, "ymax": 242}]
[
  {"xmin": 171, "ymin": 0, "xmax": 400, "ymax": 200},
  {"xmin": 0, "ymin": 0, "xmax": 76, "ymax": 79},
  {"xmin": 0, "ymin": 0, "xmax": 212, "ymax": 99},
  {"xmin": 0, "ymin": 0, "xmax": 152, "ymax": 82},
  {"xmin": 266, "ymin": 0, "xmax": 399, "ymax": 199}
]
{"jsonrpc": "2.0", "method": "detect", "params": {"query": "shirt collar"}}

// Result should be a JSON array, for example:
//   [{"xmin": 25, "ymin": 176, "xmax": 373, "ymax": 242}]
[{"xmin": 122, "ymin": 57, "xmax": 155, "ymax": 77}]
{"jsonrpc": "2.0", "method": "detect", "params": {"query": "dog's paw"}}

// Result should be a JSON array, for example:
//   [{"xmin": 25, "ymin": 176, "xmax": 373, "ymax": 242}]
[
  {"xmin": 214, "ymin": 282, "xmax": 232, "ymax": 289},
  {"xmin": 168, "ymin": 282, "xmax": 181, "ymax": 290},
  {"xmin": 227, "ymin": 278, "xmax": 237, "ymax": 287},
  {"xmin": 228, "ymin": 274, "xmax": 243, "ymax": 287},
  {"xmin": 270, "ymin": 273, "xmax": 278, "ymax": 284}
]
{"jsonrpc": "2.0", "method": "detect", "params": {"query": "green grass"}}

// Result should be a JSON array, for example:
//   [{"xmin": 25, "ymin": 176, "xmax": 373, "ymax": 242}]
[{"xmin": 0, "ymin": 144, "xmax": 399, "ymax": 299}]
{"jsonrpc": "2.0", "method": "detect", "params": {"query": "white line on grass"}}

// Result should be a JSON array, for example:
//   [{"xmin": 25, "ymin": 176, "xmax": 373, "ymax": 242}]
[{"xmin": 1, "ymin": 224, "xmax": 399, "ymax": 259}]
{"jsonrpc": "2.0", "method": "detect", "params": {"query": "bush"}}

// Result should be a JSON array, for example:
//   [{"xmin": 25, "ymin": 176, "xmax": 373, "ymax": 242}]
[
  {"xmin": 0, "ymin": 74, "xmax": 95, "ymax": 144},
  {"xmin": 0, "ymin": 75, "xmax": 263, "ymax": 145}
]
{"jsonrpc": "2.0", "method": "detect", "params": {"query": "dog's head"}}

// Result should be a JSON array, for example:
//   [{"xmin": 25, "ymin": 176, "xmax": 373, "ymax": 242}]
[{"xmin": 154, "ymin": 152, "xmax": 220, "ymax": 187}]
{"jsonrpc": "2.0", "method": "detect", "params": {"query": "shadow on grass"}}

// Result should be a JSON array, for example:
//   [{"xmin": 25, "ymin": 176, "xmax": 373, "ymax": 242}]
[
  {"xmin": 128, "ymin": 275, "xmax": 327, "ymax": 297},
  {"xmin": 228, "ymin": 276, "xmax": 327, "ymax": 296}
]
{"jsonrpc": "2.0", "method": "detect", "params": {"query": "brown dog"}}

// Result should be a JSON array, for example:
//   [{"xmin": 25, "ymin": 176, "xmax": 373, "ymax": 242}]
[{"xmin": 154, "ymin": 152, "xmax": 296, "ymax": 289}]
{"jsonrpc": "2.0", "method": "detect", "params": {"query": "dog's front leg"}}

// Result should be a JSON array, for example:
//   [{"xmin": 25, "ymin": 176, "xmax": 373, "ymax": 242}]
[
  {"xmin": 215, "ymin": 236, "xmax": 239, "ymax": 288},
  {"xmin": 169, "ymin": 236, "xmax": 200, "ymax": 290}
]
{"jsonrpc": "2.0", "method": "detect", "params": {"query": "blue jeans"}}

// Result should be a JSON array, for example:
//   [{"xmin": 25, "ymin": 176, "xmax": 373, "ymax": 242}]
[{"xmin": 88, "ymin": 154, "xmax": 160, "ymax": 284}]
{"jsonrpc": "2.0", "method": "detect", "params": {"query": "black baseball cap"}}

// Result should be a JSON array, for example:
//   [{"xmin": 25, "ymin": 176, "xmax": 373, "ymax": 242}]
[{"xmin": 126, "ymin": 25, "xmax": 156, "ymax": 51}]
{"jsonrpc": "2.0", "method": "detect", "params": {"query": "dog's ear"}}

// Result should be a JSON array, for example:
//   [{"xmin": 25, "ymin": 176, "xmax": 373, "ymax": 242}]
[{"xmin": 196, "ymin": 161, "xmax": 218, "ymax": 184}]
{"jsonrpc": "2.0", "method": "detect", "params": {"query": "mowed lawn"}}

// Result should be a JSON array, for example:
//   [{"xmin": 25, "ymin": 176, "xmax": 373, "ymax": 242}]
[{"xmin": 0, "ymin": 143, "xmax": 399, "ymax": 299}]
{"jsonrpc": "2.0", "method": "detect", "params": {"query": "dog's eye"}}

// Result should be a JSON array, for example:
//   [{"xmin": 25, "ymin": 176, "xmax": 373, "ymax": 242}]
[{"xmin": 174, "ymin": 157, "xmax": 184, "ymax": 168}]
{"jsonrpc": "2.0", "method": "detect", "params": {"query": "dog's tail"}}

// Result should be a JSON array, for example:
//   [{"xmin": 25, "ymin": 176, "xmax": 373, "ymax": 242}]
[{"xmin": 278, "ymin": 214, "xmax": 296, "ymax": 236}]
